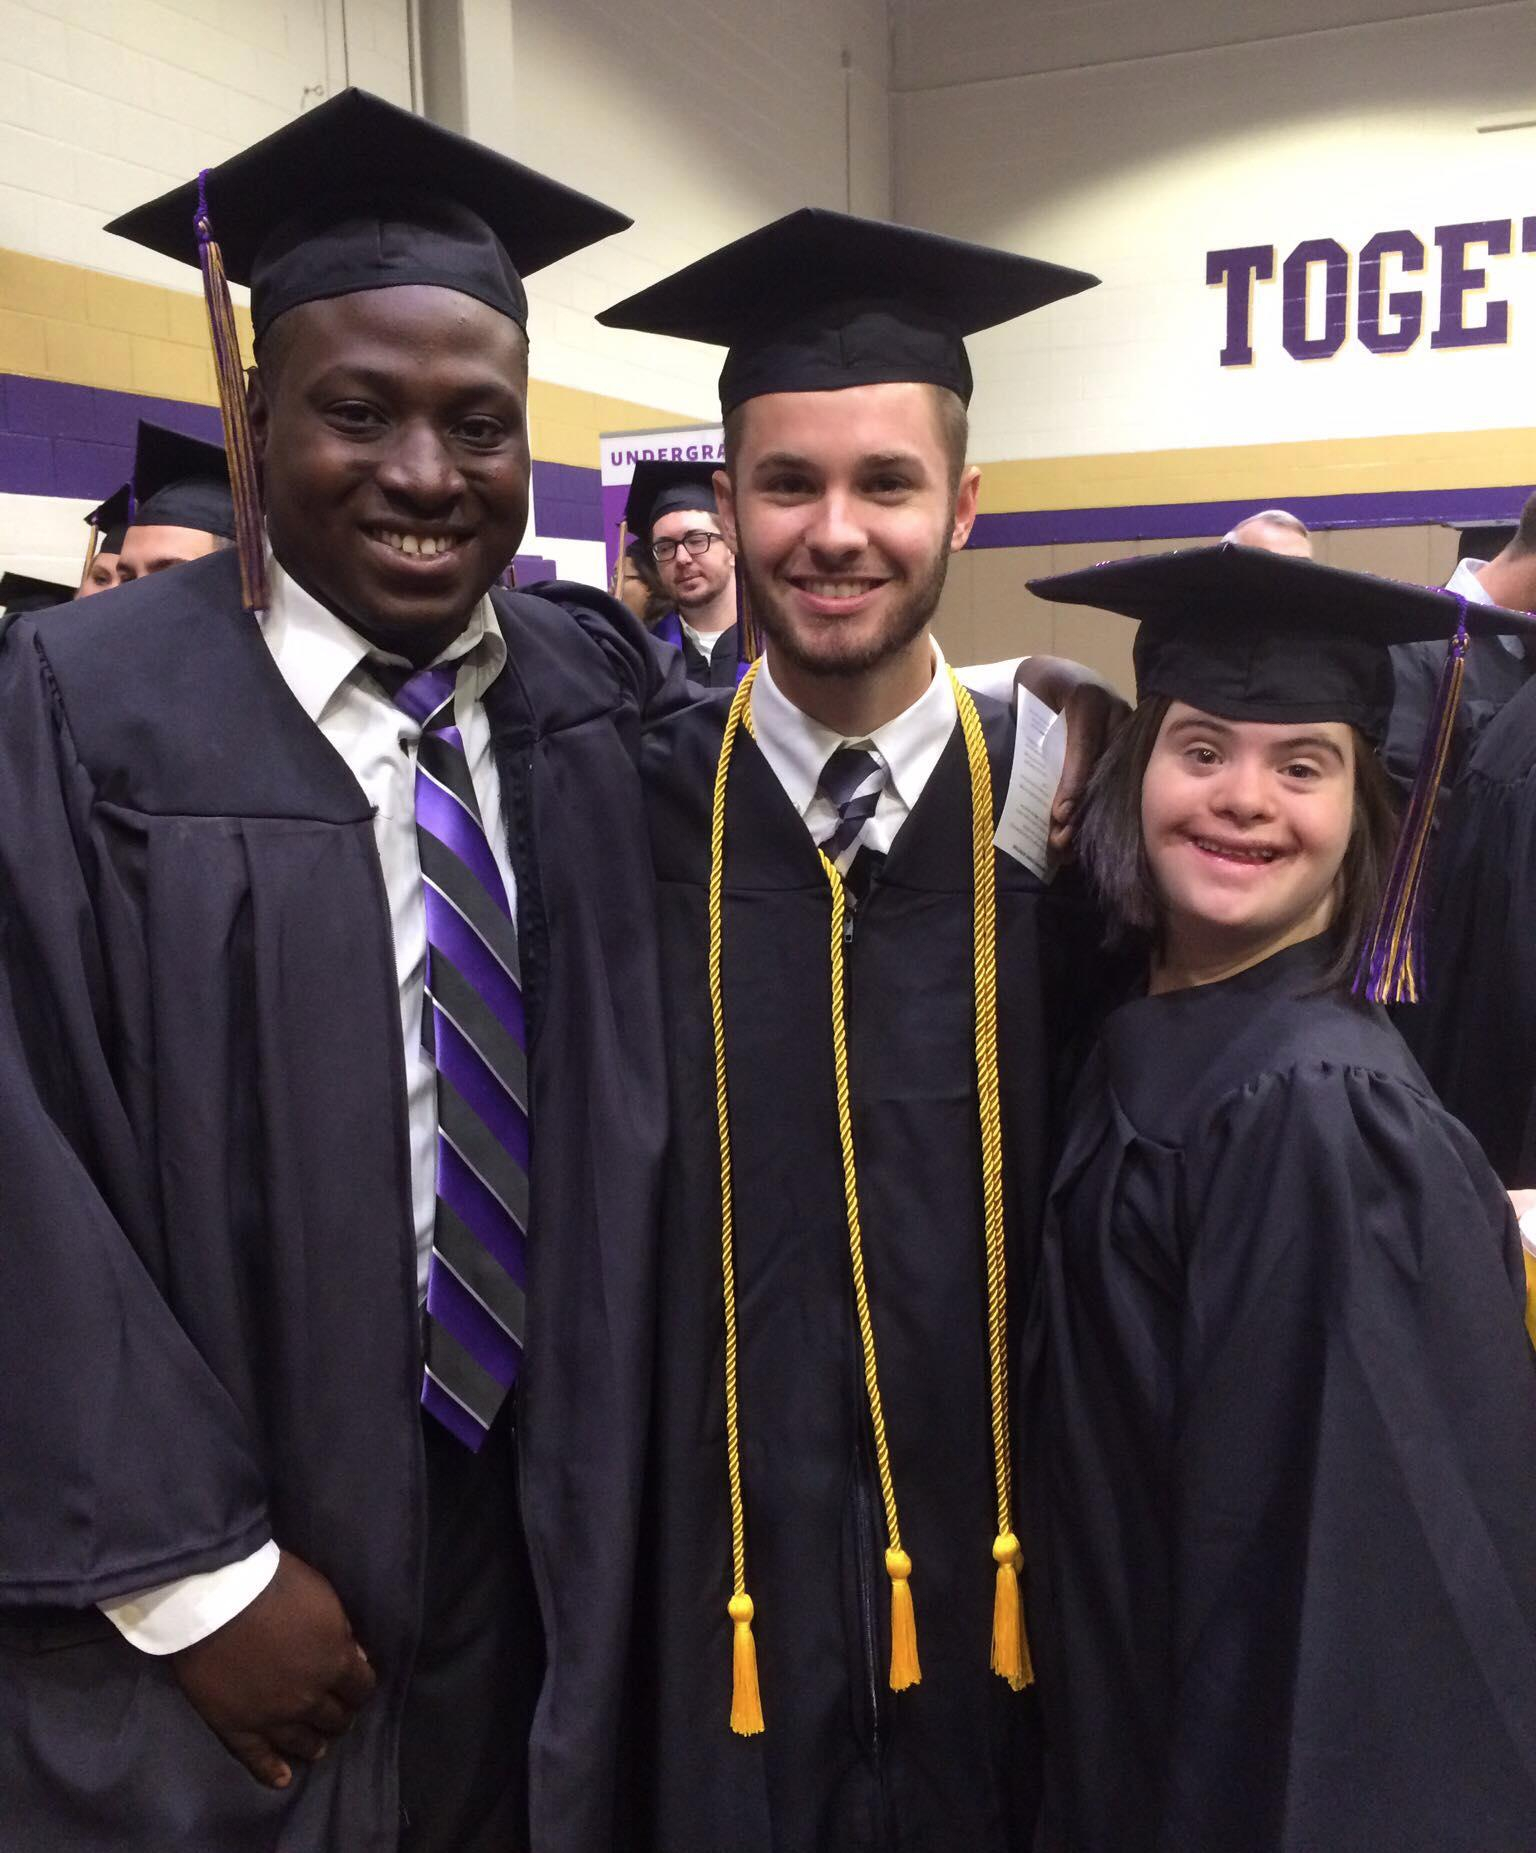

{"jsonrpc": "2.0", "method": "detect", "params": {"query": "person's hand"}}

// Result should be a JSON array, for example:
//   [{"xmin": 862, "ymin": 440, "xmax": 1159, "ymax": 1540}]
[
  {"xmin": 1050, "ymin": 679, "xmax": 1130, "ymax": 855},
  {"xmin": 1011, "ymin": 656, "xmax": 1131, "ymax": 855},
  {"xmin": 173, "ymin": 1550, "xmax": 376, "ymax": 1790}
]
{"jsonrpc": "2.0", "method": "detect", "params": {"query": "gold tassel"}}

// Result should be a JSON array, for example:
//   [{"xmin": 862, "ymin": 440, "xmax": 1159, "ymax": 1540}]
[
  {"xmin": 885, "ymin": 1548, "xmax": 921, "ymax": 1690},
  {"xmin": 611, "ymin": 517, "xmax": 630, "ymax": 599},
  {"xmin": 729, "ymin": 1593, "xmax": 765, "ymax": 1735},
  {"xmin": 991, "ymin": 1532, "xmax": 1031, "ymax": 1691}
]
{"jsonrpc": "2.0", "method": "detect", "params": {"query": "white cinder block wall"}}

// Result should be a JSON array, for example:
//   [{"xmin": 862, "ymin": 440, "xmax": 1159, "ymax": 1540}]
[
  {"xmin": 891, "ymin": 0, "xmax": 1536, "ymax": 467},
  {"xmin": 0, "ymin": 0, "xmax": 412, "ymax": 288}
]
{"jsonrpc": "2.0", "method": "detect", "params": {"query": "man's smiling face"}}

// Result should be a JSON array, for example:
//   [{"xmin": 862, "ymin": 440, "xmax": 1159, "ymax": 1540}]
[
  {"xmin": 716, "ymin": 381, "xmax": 977, "ymax": 681},
  {"xmin": 251, "ymin": 283, "xmax": 531, "ymax": 662}
]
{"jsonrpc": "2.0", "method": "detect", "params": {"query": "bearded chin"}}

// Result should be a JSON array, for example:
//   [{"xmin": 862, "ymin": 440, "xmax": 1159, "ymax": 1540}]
[{"xmin": 743, "ymin": 543, "xmax": 952, "ymax": 680}]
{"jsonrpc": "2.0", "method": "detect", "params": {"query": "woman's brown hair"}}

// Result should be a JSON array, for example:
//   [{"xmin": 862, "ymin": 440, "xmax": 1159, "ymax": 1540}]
[{"xmin": 1074, "ymin": 695, "xmax": 1403, "ymax": 995}]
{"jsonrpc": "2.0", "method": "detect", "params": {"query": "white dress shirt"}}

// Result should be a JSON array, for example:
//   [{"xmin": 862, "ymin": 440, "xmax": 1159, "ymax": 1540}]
[
  {"xmin": 101, "ymin": 556, "xmax": 516, "ymax": 1654},
  {"xmin": 749, "ymin": 637, "xmax": 959, "ymax": 854}
]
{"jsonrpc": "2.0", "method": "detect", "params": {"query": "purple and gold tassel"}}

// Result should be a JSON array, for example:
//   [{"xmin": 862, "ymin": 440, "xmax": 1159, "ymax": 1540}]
[
  {"xmin": 195, "ymin": 169, "xmax": 268, "ymax": 614},
  {"xmin": 1353, "ymin": 607, "xmax": 1469, "ymax": 1004}
]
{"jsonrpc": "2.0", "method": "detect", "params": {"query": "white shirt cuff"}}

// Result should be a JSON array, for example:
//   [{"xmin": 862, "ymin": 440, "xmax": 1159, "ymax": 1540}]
[
  {"xmin": 98, "ymin": 1539, "xmax": 280, "ymax": 1656},
  {"xmin": 1519, "ymin": 1207, "xmax": 1536, "ymax": 1261}
]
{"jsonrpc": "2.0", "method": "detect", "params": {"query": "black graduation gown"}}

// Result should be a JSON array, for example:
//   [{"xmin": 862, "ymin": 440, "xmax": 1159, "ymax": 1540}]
[
  {"xmin": 0, "ymin": 549, "xmax": 677, "ymax": 1851},
  {"xmin": 1384, "ymin": 631, "xmax": 1533, "ymax": 791},
  {"xmin": 1026, "ymin": 938, "xmax": 1536, "ymax": 1853},
  {"xmin": 652, "ymin": 610, "xmax": 741, "ymax": 687},
  {"xmin": 1403, "ymin": 669, "xmax": 1536, "ymax": 1186},
  {"xmin": 633, "ymin": 690, "xmax": 1102, "ymax": 1853}
]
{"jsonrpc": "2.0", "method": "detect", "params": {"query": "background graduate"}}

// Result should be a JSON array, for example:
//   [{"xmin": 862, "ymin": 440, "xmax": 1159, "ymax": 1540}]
[
  {"xmin": 1400, "ymin": 502, "xmax": 1536, "ymax": 1192},
  {"xmin": 0, "ymin": 89, "xmax": 683, "ymax": 1852},
  {"xmin": 1024, "ymin": 543, "xmax": 1536, "ymax": 1852},
  {"xmin": 620, "ymin": 457, "xmax": 742, "ymax": 684},
  {"xmin": 115, "ymin": 418, "xmax": 237, "ymax": 582},
  {"xmin": 601, "ymin": 208, "xmax": 1113, "ymax": 1851},
  {"xmin": 77, "ymin": 482, "xmax": 130, "ymax": 597}
]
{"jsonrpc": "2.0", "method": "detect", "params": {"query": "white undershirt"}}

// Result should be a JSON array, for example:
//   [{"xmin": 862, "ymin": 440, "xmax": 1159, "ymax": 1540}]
[
  {"xmin": 99, "ymin": 555, "xmax": 517, "ymax": 1655},
  {"xmin": 749, "ymin": 636, "xmax": 959, "ymax": 852},
  {"xmin": 681, "ymin": 615, "xmax": 730, "ymax": 663}
]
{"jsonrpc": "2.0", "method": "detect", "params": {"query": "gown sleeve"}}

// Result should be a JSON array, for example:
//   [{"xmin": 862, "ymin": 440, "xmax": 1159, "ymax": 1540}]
[
  {"xmin": 0, "ymin": 625, "xmax": 269, "ymax": 1608},
  {"xmin": 1162, "ymin": 1061, "xmax": 1536, "ymax": 1852},
  {"xmin": 524, "ymin": 580, "xmax": 696, "ymax": 725}
]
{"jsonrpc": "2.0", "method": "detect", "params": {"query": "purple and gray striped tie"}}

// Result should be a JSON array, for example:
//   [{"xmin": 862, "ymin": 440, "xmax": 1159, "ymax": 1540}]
[
  {"xmin": 817, "ymin": 744, "xmax": 889, "ymax": 900},
  {"xmin": 394, "ymin": 662, "xmax": 529, "ymax": 1451}
]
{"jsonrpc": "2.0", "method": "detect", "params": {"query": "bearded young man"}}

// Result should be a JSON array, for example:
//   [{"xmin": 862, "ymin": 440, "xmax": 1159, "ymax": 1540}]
[
  {"xmin": 0, "ymin": 91, "xmax": 684, "ymax": 1853},
  {"xmin": 599, "ymin": 209, "xmax": 1115, "ymax": 1853}
]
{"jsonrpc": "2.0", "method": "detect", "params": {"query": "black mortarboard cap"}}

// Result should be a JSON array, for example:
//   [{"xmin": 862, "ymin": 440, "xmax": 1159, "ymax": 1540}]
[
  {"xmin": 86, "ymin": 483, "xmax": 132, "ymax": 556},
  {"xmin": 0, "ymin": 571, "xmax": 74, "ymax": 613},
  {"xmin": 1030, "ymin": 542, "xmax": 1536, "ymax": 741},
  {"xmin": 104, "ymin": 88, "xmax": 632, "ymax": 340},
  {"xmin": 597, "ymin": 207, "xmax": 1098, "ymax": 413},
  {"xmin": 129, "ymin": 421, "xmax": 236, "ymax": 541},
  {"xmin": 623, "ymin": 459, "xmax": 719, "ymax": 545}
]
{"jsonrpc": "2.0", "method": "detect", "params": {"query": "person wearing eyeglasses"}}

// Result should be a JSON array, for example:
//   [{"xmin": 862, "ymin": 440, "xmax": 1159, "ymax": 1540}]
[{"xmin": 622, "ymin": 458, "xmax": 741, "ymax": 686}]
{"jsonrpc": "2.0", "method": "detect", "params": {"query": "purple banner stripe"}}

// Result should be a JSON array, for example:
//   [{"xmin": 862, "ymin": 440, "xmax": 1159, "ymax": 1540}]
[
  {"xmin": 424, "ymin": 891, "xmax": 526, "ymax": 1040},
  {"xmin": 969, "ymin": 483, "xmax": 1536, "ymax": 552},
  {"xmin": 438, "ymin": 1137, "xmax": 527, "ymax": 1278},
  {"xmin": 427, "ymin": 1260, "xmax": 521, "ymax": 1382},
  {"xmin": 415, "ymin": 778, "xmax": 509, "ymax": 909},
  {"xmin": 421, "ymin": 1372, "xmax": 489, "ymax": 1451},
  {"xmin": 0, "ymin": 374, "xmax": 223, "ymax": 499},
  {"xmin": 436, "ymin": 1013, "xmax": 530, "ymax": 1166}
]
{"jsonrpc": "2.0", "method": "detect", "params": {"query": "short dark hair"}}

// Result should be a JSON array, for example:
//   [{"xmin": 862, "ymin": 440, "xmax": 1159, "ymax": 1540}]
[
  {"xmin": 721, "ymin": 383, "xmax": 969, "ymax": 492},
  {"xmin": 1075, "ymin": 695, "xmax": 1402, "ymax": 995}
]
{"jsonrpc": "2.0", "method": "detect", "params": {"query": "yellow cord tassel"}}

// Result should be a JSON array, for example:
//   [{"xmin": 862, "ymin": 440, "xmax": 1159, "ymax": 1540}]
[
  {"xmin": 991, "ymin": 1532, "xmax": 1031, "ymax": 1690},
  {"xmin": 729, "ymin": 1592, "xmax": 765, "ymax": 1735},
  {"xmin": 885, "ymin": 1549, "xmax": 921, "ymax": 1690}
]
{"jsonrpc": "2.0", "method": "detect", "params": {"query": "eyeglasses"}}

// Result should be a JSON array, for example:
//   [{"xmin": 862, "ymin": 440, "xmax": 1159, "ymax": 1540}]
[{"xmin": 652, "ymin": 529, "xmax": 724, "ymax": 564}]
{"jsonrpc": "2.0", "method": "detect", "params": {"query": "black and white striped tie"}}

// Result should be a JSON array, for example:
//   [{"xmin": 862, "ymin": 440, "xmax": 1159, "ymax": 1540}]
[{"xmin": 817, "ymin": 744, "xmax": 889, "ymax": 897}]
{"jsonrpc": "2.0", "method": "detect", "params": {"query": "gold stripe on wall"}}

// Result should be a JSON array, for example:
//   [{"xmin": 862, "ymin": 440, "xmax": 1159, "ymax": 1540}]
[{"xmin": 975, "ymin": 429, "xmax": 1535, "ymax": 515}]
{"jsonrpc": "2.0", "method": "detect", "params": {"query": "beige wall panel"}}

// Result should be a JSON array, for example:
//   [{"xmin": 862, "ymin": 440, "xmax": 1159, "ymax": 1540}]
[
  {"xmin": 1321, "ymin": 524, "xmax": 1434, "ymax": 586},
  {"xmin": 1426, "ymin": 526, "xmax": 1463, "ymax": 588}
]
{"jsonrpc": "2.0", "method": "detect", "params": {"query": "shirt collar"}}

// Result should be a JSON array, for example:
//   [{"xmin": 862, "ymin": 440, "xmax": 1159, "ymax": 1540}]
[
  {"xmin": 750, "ymin": 635, "xmax": 958, "ymax": 818},
  {"xmin": 261, "ymin": 552, "xmax": 506, "ymax": 724},
  {"xmin": 1444, "ymin": 555, "xmax": 1525, "ymax": 658},
  {"xmin": 1446, "ymin": 556, "xmax": 1493, "ymax": 606}
]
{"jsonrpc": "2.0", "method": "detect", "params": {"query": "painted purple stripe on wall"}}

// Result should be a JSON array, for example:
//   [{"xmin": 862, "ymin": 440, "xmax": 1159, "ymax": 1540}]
[
  {"xmin": 970, "ymin": 484, "xmax": 1536, "ymax": 551},
  {"xmin": 531, "ymin": 459, "xmax": 602, "ymax": 541},
  {"xmin": 0, "ymin": 374, "xmax": 223, "ymax": 499}
]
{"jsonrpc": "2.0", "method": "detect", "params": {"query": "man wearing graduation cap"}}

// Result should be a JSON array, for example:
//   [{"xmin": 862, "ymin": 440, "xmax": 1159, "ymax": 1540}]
[
  {"xmin": 1384, "ymin": 492, "xmax": 1536, "ymax": 790},
  {"xmin": 116, "ymin": 419, "xmax": 237, "ymax": 582},
  {"xmin": 621, "ymin": 457, "xmax": 741, "ymax": 685},
  {"xmin": 599, "ymin": 209, "xmax": 1112, "ymax": 1851},
  {"xmin": 77, "ymin": 483, "xmax": 131, "ymax": 597},
  {"xmin": 0, "ymin": 89, "xmax": 681, "ymax": 1853}
]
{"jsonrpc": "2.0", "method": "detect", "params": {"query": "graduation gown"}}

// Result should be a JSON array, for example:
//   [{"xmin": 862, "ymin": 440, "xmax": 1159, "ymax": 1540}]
[
  {"xmin": 1026, "ymin": 938, "xmax": 1536, "ymax": 1853},
  {"xmin": 0, "ymin": 549, "xmax": 675, "ymax": 1851},
  {"xmin": 633, "ymin": 690, "xmax": 1102, "ymax": 1852},
  {"xmin": 1384, "ymin": 633, "xmax": 1532, "ymax": 791},
  {"xmin": 652, "ymin": 609, "xmax": 742, "ymax": 687},
  {"xmin": 1402, "ymin": 670, "xmax": 1536, "ymax": 1186}
]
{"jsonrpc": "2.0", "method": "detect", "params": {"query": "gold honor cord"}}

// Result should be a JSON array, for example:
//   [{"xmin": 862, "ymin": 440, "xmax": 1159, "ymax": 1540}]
[
  {"xmin": 706, "ymin": 664, "xmax": 1027, "ymax": 1735},
  {"xmin": 953, "ymin": 677, "xmax": 1032, "ymax": 1691}
]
